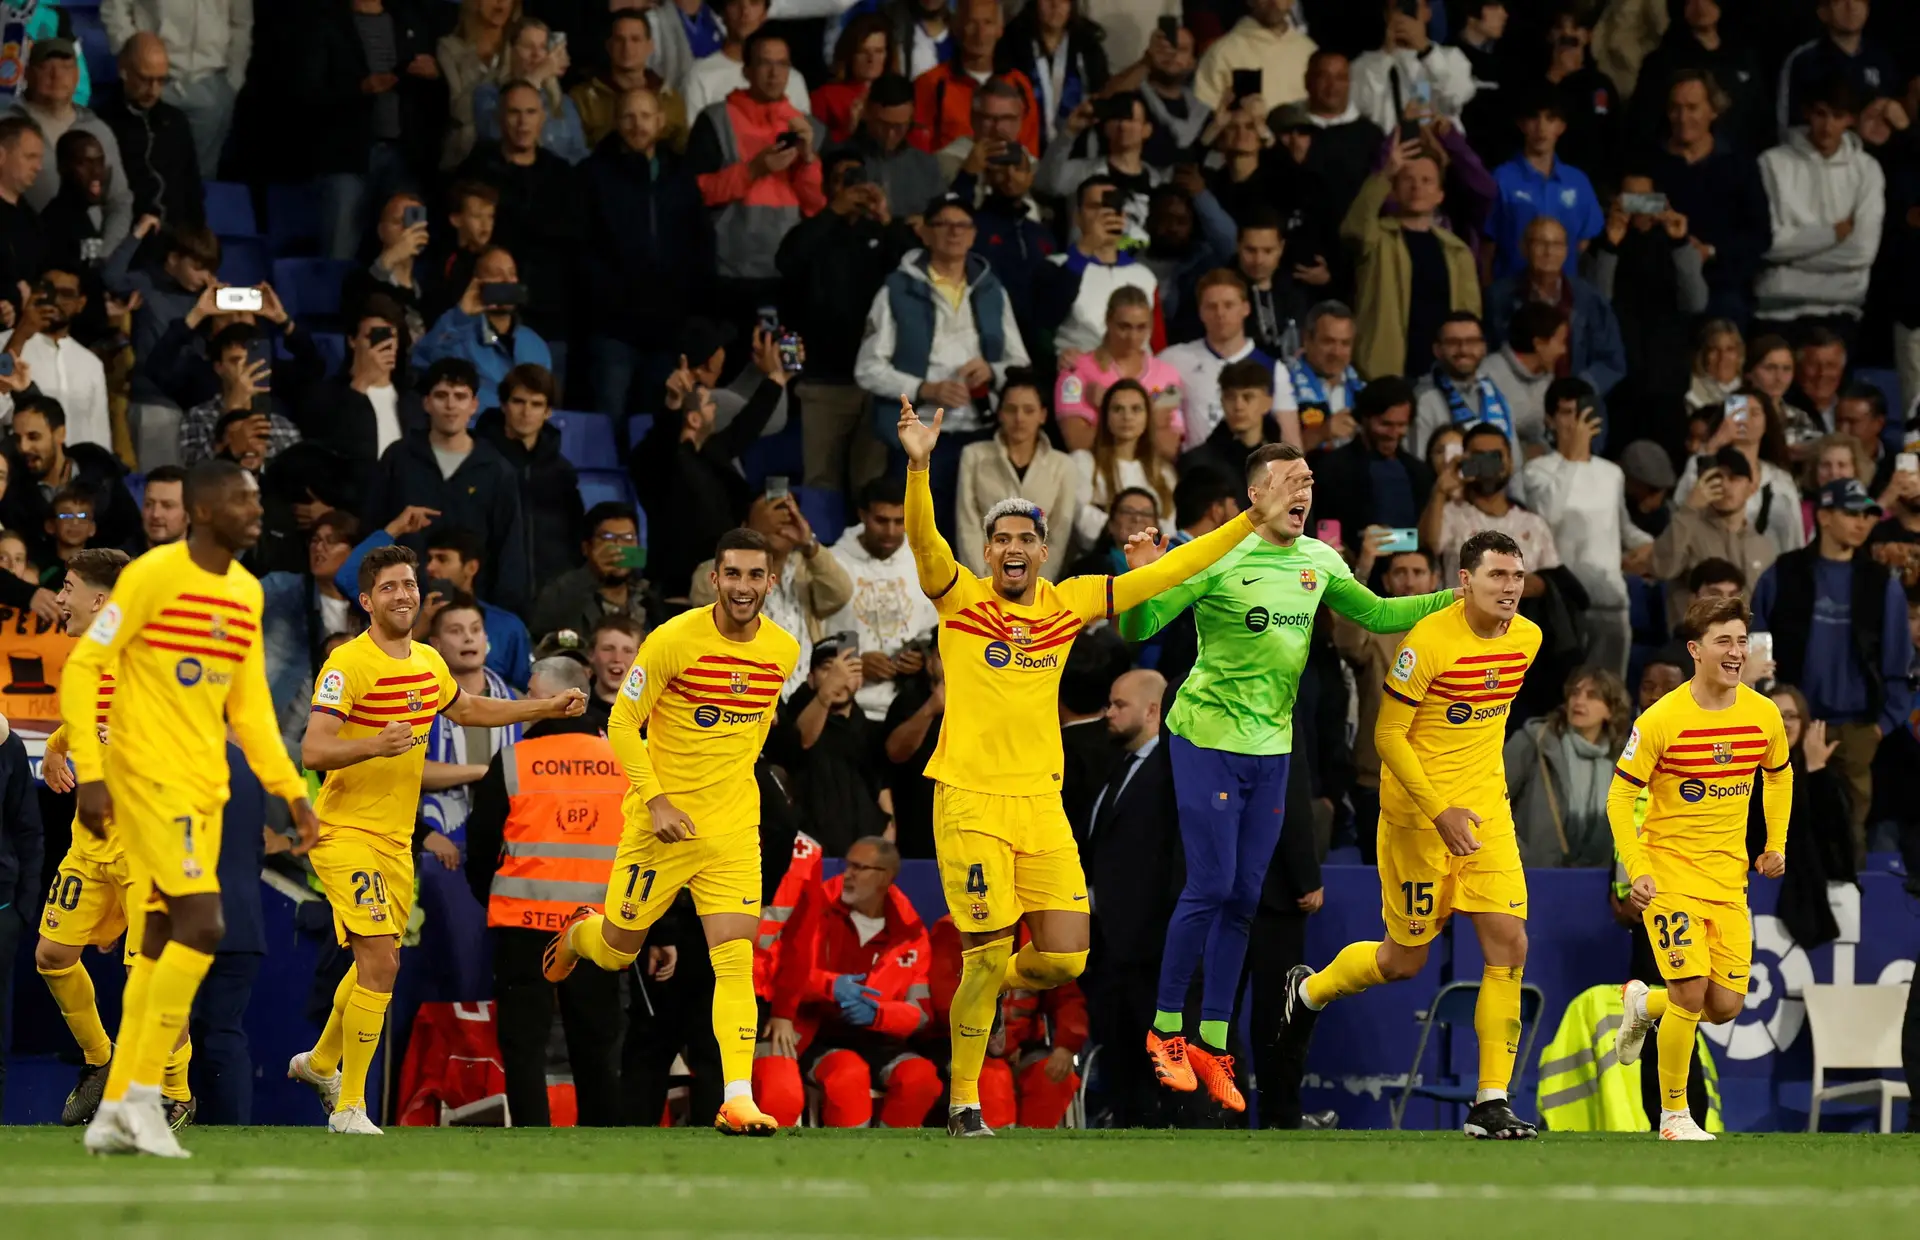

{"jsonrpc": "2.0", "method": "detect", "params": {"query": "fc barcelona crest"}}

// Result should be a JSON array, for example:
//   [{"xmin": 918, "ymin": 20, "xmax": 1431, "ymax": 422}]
[
  {"xmin": 1298, "ymin": 569, "xmax": 1318, "ymax": 592},
  {"xmin": 1668, "ymin": 949, "xmax": 1687, "ymax": 970},
  {"xmin": 1712, "ymin": 742, "xmax": 1733, "ymax": 765},
  {"xmin": 406, "ymin": 688, "xmax": 423, "ymax": 712},
  {"xmin": 620, "ymin": 901, "xmax": 638, "ymax": 921},
  {"xmin": 208, "ymin": 615, "xmax": 228, "ymax": 642},
  {"xmin": 730, "ymin": 671, "xmax": 749, "ymax": 695},
  {"xmin": 969, "ymin": 901, "xmax": 990, "ymax": 922},
  {"xmin": 1483, "ymin": 669, "xmax": 1502, "ymax": 691},
  {"xmin": 1009, "ymin": 624, "xmax": 1031, "ymax": 645}
]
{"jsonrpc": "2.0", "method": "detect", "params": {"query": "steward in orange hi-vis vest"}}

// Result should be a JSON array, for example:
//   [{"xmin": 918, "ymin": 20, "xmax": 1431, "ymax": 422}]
[{"xmin": 483, "ymin": 728, "xmax": 627, "ymax": 932}]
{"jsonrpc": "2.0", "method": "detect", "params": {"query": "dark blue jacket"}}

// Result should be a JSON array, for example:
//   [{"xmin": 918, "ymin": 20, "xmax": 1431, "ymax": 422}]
[
  {"xmin": 951, "ymin": 173, "xmax": 1057, "ymax": 345},
  {"xmin": 1645, "ymin": 145, "xmax": 1771, "ymax": 306},
  {"xmin": 1485, "ymin": 273, "xmax": 1627, "ymax": 399},
  {"xmin": 578, "ymin": 137, "xmax": 713, "ymax": 344},
  {"xmin": 215, "ymin": 742, "xmax": 265, "ymax": 955},
  {"xmin": 0, "ymin": 733, "xmax": 41, "ymax": 920}
]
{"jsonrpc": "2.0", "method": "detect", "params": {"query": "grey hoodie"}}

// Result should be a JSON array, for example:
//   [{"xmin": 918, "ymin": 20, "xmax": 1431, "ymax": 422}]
[
  {"xmin": 1756, "ymin": 128, "xmax": 1885, "ymax": 321},
  {"xmin": 8, "ymin": 100, "xmax": 134, "ymax": 251},
  {"xmin": 1481, "ymin": 344, "xmax": 1553, "ymax": 455}
]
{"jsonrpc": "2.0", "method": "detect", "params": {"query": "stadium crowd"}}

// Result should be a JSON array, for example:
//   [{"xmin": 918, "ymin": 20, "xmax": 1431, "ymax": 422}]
[{"xmin": 2, "ymin": 0, "xmax": 1919, "ymax": 1132}]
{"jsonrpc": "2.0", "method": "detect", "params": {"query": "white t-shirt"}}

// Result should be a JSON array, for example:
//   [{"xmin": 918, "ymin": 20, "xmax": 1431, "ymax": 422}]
[
  {"xmin": 681, "ymin": 53, "xmax": 812, "ymax": 119},
  {"xmin": 1523, "ymin": 453, "xmax": 1652, "ymax": 611},
  {"xmin": 821, "ymin": 531, "xmax": 941, "ymax": 722},
  {"xmin": 1437, "ymin": 500, "xmax": 1563, "ymax": 583},
  {"xmin": 367, "ymin": 384, "xmax": 402, "ymax": 456},
  {"xmin": 1160, "ymin": 337, "xmax": 1295, "ymax": 450}
]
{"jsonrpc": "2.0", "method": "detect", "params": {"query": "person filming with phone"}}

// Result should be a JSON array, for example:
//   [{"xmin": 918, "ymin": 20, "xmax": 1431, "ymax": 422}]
[
  {"xmin": 179, "ymin": 323, "xmax": 303, "ymax": 467},
  {"xmin": 414, "ymin": 245, "xmax": 552, "ymax": 409}
]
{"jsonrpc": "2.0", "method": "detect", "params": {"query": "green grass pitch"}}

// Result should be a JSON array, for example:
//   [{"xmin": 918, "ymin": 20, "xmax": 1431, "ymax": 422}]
[{"xmin": 2, "ymin": 1127, "xmax": 1914, "ymax": 1238}]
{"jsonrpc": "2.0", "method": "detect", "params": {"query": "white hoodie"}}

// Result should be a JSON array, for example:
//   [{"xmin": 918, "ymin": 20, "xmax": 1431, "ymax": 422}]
[{"xmin": 1756, "ymin": 128, "xmax": 1885, "ymax": 321}]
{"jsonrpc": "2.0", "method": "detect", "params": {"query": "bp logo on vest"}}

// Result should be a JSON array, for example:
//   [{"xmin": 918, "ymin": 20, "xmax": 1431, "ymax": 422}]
[
  {"xmin": 1679, "ymin": 778, "xmax": 1708, "ymax": 802},
  {"xmin": 984, "ymin": 641, "xmax": 1013, "ymax": 668}
]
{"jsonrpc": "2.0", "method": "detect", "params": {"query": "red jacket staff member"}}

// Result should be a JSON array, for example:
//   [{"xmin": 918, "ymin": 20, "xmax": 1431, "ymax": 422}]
[
  {"xmin": 930, "ymin": 915, "xmax": 1088, "ymax": 1129},
  {"xmin": 754, "ymin": 836, "xmax": 940, "ymax": 1128}
]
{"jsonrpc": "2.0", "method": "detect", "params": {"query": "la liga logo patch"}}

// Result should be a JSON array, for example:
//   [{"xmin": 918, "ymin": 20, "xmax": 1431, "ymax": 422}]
[
  {"xmin": 1392, "ymin": 648, "xmax": 1416, "ymax": 682},
  {"xmin": 316, "ymin": 669, "xmax": 345, "ymax": 706},
  {"xmin": 621, "ymin": 666, "xmax": 646, "ymax": 701}
]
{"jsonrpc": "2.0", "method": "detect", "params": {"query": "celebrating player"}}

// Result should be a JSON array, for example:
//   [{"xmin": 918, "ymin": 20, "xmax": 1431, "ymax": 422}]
[
  {"xmin": 1274, "ymin": 530, "xmax": 1542, "ymax": 1139},
  {"xmin": 1610, "ymin": 595, "xmax": 1790, "ymax": 1142},
  {"xmin": 60, "ymin": 460, "xmax": 320, "ymax": 1158},
  {"xmin": 543, "ymin": 528, "xmax": 800, "ymax": 1136},
  {"xmin": 893, "ymin": 396, "xmax": 1308, "ymax": 1137},
  {"xmin": 1117, "ymin": 446, "xmax": 1456, "ymax": 1111},
  {"xmin": 288, "ymin": 545, "xmax": 586, "ymax": 1135}
]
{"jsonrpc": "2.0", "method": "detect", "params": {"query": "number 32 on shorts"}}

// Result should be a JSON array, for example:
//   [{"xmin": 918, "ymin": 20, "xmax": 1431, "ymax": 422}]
[{"xmin": 1652, "ymin": 911, "xmax": 1693, "ymax": 949}]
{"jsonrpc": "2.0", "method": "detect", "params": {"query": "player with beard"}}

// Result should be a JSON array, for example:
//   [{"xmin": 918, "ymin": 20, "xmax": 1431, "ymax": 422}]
[
  {"xmin": 893, "ymin": 396, "xmax": 1308, "ymax": 1137},
  {"xmin": 543, "ymin": 528, "xmax": 801, "ymax": 1136},
  {"xmin": 290, "ymin": 546, "xmax": 583, "ymax": 1135},
  {"xmin": 62, "ymin": 460, "xmax": 319, "ymax": 1158}
]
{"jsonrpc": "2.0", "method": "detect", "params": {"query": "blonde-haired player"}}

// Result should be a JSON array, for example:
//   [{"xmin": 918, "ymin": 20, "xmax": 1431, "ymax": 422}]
[{"xmin": 1611, "ymin": 594, "xmax": 1790, "ymax": 1141}]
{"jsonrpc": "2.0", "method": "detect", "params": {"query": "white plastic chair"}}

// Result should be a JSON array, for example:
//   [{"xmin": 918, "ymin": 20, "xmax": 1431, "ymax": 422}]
[{"xmin": 1804, "ymin": 982, "xmax": 1911, "ymax": 1132}]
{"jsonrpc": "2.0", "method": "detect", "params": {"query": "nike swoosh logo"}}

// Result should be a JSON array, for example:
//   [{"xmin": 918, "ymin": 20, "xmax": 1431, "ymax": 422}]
[
  {"xmin": 741, "ymin": 897, "xmax": 755, "ymax": 905},
  {"xmin": 1073, "ymin": 893, "xmax": 1087, "ymax": 901},
  {"xmin": 1509, "ymin": 901, "xmax": 1525, "ymax": 908},
  {"xmin": 356, "ymin": 1033, "xmax": 379, "ymax": 1043},
  {"xmin": 1241, "ymin": 577, "xmax": 1262, "ymax": 585},
  {"xmin": 1726, "ymin": 972, "xmax": 1745, "ymax": 979}
]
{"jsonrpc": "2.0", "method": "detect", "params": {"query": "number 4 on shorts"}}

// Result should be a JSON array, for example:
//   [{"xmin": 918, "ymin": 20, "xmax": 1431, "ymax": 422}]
[{"xmin": 965, "ymin": 863, "xmax": 988, "ymax": 895}]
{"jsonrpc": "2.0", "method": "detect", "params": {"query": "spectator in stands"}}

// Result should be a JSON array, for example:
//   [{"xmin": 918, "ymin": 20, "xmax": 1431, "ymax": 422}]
[
  {"xmin": 1645, "ymin": 69, "xmax": 1772, "ymax": 325},
  {"xmin": 1777, "ymin": 0, "xmax": 1899, "ymax": 143},
  {"xmin": 885, "ymin": 0, "xmax": 954, "ymax": 83},
  {"xmin": 417, "ymin": 524, "xmax": 534, "ymax": 689},
  {"xmin": 2, "ymin": 394, "xmax": 136, "ymax": 561},
  {"xmin": 1413, "ymin": 311, "xmax": 1509, "ymax": 457},
  {"xmin": 41, "ymin": 485, "xmax": 96, "ymax": 584},
  {"xmin": 1650, "ymin": 446, "xmax": 1778, "ymax": 628},
  {"xmin": 1341, "ymin": 143, "xmax": 1479, "ymax": 382},
  {"xmin": 932, "ymin": 73, "xmax": 1028, "ymax": 185},
  {"xmin": 456, "ymin": 82, "xmax": 581, "ymax": 368},
  {"xmin": 1674, "ymin": 395, "xmax": 1806, "ymax": 558},
  {"xmin": 1620, "ymin": 439, "xmax": 1676, "ymax": 538},
  {"xmin": 842, "ymin": 75, "xmax": 945, "ymax": 226},
  {"xmin": 579, "ymin": 86, "xmax": 710, "ymax": 417},
  {"xmin": 1299, "ymin": 50, "xmax": 1385, "ymax": 216},
  {"xmin": 811, "ymin": 13, "xmax": 894, "ymax": 144},
  {"xmin": 472, "ymin": 362, "xmax": 580, "ymax": 592},
  {"xmin": 32, "ymin": 129, "xmax": 100, "ymax": 281},
  {"xmin": 688, "ymin": 494, "xmax": 853, "ymax": 699},
  {"xmin": 8, "ymin": 39, "xmax": 132, "ymax": 253},
  {"xmin": 1786, "ymin": 329, "xmax": 1849, "ymax": 445},
  {"xmin": 581, "ymin": 614, "xmax": 641, "ymax": 732},
  {"xmin": 92, "ymin": 38, "xmax": 201, "ymax": 264},
  {"xmin": 820, "ymin": 476, "xmax": 938, "ymax": 723},
  {"xmin": 105, "ymin": 214, "xmax": 218, "ymax": 465},
  {"xmin": 1591, "ymin": 170, "xmax": 1710, "ymax": 438},
  {"xmin": 436, "ymin": 0, "xmax": 517, "ymax": 170},
  {"xmin": 769, "ymin": 643, "xmax": 890, "ymax": 852},
  {"xmin": 953, "ymin": 372, "xmax": 1078, "ymax": 581},
  {"xmin": 912, "ymin": 0, "xmax": 1037, "ymax": 157},
  {"xmin": 1181, "ymin": 358, "xmax": 1285, "ymax": 485},
  {"xmin": 1201, "ymin": 98, "xmax": 1294, "ymax": 240},
  {"xmin": 1333, "ymin": 545, "xmax": 1436, "ymax": 858},
  {"xmin": 1487, "ymin": 92, "xmax": 1601, "ymax": 286},
  {"xmin": 1162, "ymin": 268, "xmax": 1285, "ymax": 453},
  {"xmin": 0, "ymin": 266, "xmax": 107, "ymax": 450},
  {"xmin": 298, "ymin": 301, "xmax": 420, "ymax": 479},
  {"xmin": 685, "ymin": 0, "xmax": 812, "ymax": 118},
  {"xmin": 1192, "ymin": 0, "xmax": 1314, "ymax": 113},
  {"xmin": 1526, "ymin": 378, "xmax": 1652, "ymax": 675},
  {"xmin": 1039, "ymin": 91, "xmax": 1166, "ymax": 252},
  {"xmin": 421, "ymin": 179, "xmax": 497, "ymax": 325},
  {"xmin": 1137, "ymin": 23, "xmax": 1209, "ymax": 170},
  {"xmin": 310, "ymin": 0, "xmax": 445, "ymax": 261},
  {"xmin": 179, "ymin": 324, "xmax": 303, "ymax": 466},
  {"xmin": 1210, "ymin": 210, "xmax": 1312, "ymax": 363},
  {"xmin": 1037, "ymin": 175, "xmax": 1162, "ymax": 357},
  {"xmin": 572, "ymin": 11, "xmax": 688, "ymax": 153},
  {"xmin": 757, "ymin": 836, "xmax": 939, "ymax": 1129},
  {"xmin": 101, "ymin": 0, "xmax": 250, "ymax": 177},
  {"xmin": 473, "ymin": 17, "xmax": 591, "ymax": 165},
  {"xmin": 1628, "ymin": 1, "xmax": 1766, "ymax": 157},
  {"xmin": 1072, "ymin": 379, "xmax": 1175, "ymax": 545},
  {"xmin": 1487, "ymin": 215, "xmax": 1628, "ymax": 407},
  {"xmin": 687, "ymin": 29, "xmax": 825, "ymax": 327},
  {"xmin": 1753, "ymin": 477, "xmax": 1912, "ymax": 856},
  {"xmin": 131, "ymin": 463, "xmax": 186, "ymax": 553},
  {"xmin": 341, "ymin": 192, "xmax": 430, "ymax": 340},
  {"xmin": 1506, "ymin": 666, "xmax": 1632, "ymax": 868},
  {"xmin": 1834, "ymin": 384, "xmax": 1896, "ymax": 497},
  {"xmin": 1535, "ymin": 6, "xmax": 1620, "ymax": 189},
  {"xmin": 413, "ymin": 246, "xmax": 553, "ymax": 410},
  {"xmin": 995, "ymin": 0, "xmax": 1109, "ymax": 146},
  {"xmin": 366, "ymin": 358, "xmax": 532, "ymax": 611},
  {"xmin": 1421, "ymin": 419, "xmax": 1560, "ymax": 585},
  {"xmin": 1309, "ymin": 377, "xmax": 1431, "ymax": 552},
  {"xmin": 142, "ymin": 280, "xmax": 322, "ymax": 445},
  {"xmin": 1684, "ymin": 319, "xmax": 1745, "ymax": 418},
  {"xmin": 1141, "ymin": 181, "xmax": 1239, "ymax": 336},
  {"xmin": 528, "ymin": 501, "xmax": 655, "ymax": 643},
  {"xmin": 260, "ymin": 508, "xmax": 363, "ymax": 739},
  {"xmin": 1286, "ymin": 300, "xmax": 1363, "ymax": 451},
  {"xmin": 1866, "ymin": 456, "xmax": 1920, "ymax": 581},
  {"xmin": 1454, "ymin": 1, "xmax": 1509, "ymax": 150},
  {"xmin": 1055, "ymin": 285, "xmax": 1184, "ymax": 456},
  {"xmin": 1350, "ymin": 0, "xmax": 1475, "ymax": 137},
  {"xmin": 1482, "ymin": 301, "xmax": 1567, "ymax": 462},
  {"xmin": 1067, "ymin": 483, "xmax": 1158, "ymax": 579},
  {"xmin": 1756, "ymin": 76, "xmax": 1885, "ymax": 345},
  {"xmin": 0, "ymin": 117, "xmax": 49, "ymax": 305},
  {"xmin": 423, "ymin": 594, "xmax": 525, "ymax": 824}
]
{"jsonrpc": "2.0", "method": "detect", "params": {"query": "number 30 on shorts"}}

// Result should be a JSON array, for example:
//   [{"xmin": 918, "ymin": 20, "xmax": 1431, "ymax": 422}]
[{"xmin": 1652, "ymin": 911, "xmax": 1693, "ymax": 950}]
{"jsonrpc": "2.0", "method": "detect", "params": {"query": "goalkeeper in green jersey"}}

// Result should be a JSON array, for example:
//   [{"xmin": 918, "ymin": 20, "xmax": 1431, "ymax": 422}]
[{"xmin": 1117, "ymin": 432, "xmax": 1455, "ymax": 1111}]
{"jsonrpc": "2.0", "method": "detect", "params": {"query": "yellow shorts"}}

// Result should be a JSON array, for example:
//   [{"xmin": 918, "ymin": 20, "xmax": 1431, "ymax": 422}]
[
  {"xmin": 605, "ymin": 826, "xmax": 760, "ymax": 932},
  {"xmin": 109, "ymin": 772, "xmax": 223, "ymax": 901},
  {"xmin": 1645, "ymin": 892, "xmax": 1751, "ymax": 994},
  {"xmin": 40, "ymin": 845, "xmax": 140, "ymax": 959},
  {"xmin": 311, "ymin": 831, "xmax": 415, "ymax": 946},
  {"xmin": 933, "ymin": 785, "xmax": 1087, "ymax": 933},
  {"xmin": 1377, "ymin": 816, "xmax": 1527, "ymax": 947}
]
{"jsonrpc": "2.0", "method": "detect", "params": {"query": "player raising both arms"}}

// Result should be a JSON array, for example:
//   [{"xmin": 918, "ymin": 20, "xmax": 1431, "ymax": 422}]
[
  {"xmin": 543, "ymin": 528, "xmax": 800, "ymax": 1136},
  {"xmin": 60, "ymin": 460, "xmax": 319, "ymax": 1158},
  {"xmin": 1610, "ymin": 595, "xmax": 1790, "ymax": 1142},
  {"xmin": 893, "ymin": 396, "xmax": 1309, "ymax": 1137},
  {"xmin": 1118, "ymin": 445, "xmax": 1456, "ymax": 1111},
  {"xmin": 289, "ymin": 545, "xmax": 586, "ymax": 1134},
  {"xmin": 1275, "ymin": 530, "xmax": 1543, "ymax": 1139}
]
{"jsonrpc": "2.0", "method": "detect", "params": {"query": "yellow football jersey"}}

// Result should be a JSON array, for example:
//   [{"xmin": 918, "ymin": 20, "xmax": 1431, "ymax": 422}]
[
  {"xmin": 60, "ymin": 541, "xmax": 305, "ymax": 809},
  {"xmin": 1378, "ymin": 600, "xmax": 1542, "ymax": 827},
  {"xmin": 1613, "ymin": 683, "xmax": 1790, "ymax": 903},
  {"xmin": 608, "ymin": 604, "xmax": 799, "ymax": 838},
  {"xmin": 53, "ymin": 674, "xmax": 119, "ymax": 864},
  {"xmin": 310, "ymin": 632, "xmax": 461, "ymax": 845}
]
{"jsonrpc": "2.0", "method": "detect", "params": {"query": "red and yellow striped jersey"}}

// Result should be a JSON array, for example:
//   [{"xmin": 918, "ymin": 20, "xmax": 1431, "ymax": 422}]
[
  {"xmin": 609, "ymin": 604, "xmax": 799, "ymax": 838},
  {"xmin": 310, "ymin": 631, "xmax": 460, "ymax": 845}
]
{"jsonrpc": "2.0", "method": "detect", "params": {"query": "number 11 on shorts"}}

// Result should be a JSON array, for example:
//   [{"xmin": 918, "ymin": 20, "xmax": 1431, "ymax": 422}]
[{"xmin": 624, "ymin": 865, "xmax": 657, "ymax": 902}]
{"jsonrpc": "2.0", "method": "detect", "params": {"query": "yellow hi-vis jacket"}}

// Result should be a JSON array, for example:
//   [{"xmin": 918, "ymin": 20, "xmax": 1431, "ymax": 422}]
[{"xmin": 1536, "ymin": 983, "xmax": 1723, "ymax": 1132}]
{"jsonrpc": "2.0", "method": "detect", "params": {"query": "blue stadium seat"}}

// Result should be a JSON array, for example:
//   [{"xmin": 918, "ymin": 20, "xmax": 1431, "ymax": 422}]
[
  {"xmin": 623, "ymin": 413, "xmax": 653, "ymax": 454},
  {"xmin": 124, "ymin": 473, "xmax": 145, "ymax": 510},
  {"xmin": 307, "ymin": 332, "xmax": 347, "ymax": 377},
  {"xmin": 1856, "ymin": 368, "xmax": 1908, "ymax": 445},
  {"xmin": 271, "ymin": 257, "xmax": 354, "ymax": 325},
  {"xmin": 217, "ymin": 235, "xmax": 271, "ymax": 289},
  {"xmin": 69, "ymin": 11, "xmax": 114, "ymax": 86},
  {"xmin": 792, "ymin": 485, "xmax": 844, "ymax": 547},
  {"xmin": 266, "ymin": 184, "xmax": 322, "ymax": 256},
  {"xmin": 577, "ymin": 468, "xmax": 635, "ymax": 512},
  {"xmin": 738, "ymin": 417, "xmax": 804, "ymax": 492},
  {"xmin": 549, "ymin": 410, "xmax": 618, "ymax": 468},
  {"xmin": 203, "ymin": 181, "xmax": 258, "ymax": 237}
]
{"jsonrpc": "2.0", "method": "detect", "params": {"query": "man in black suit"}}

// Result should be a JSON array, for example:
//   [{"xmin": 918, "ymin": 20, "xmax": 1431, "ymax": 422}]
[
  {"xmin": 1082, "ymin": 668, "xmax": 1183, "ymax": 1127},
  {"xmin": 1060, "ymin": 626, "xmax": 1126, "ymax": 841}
]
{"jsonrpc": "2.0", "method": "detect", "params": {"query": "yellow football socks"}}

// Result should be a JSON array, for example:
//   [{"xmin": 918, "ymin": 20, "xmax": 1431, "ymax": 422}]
[
  {"xmin": 1644, "ymin": 987, "xmax": 1669, "ymax": 1021},
  {"xmin": 1657, "ymin": 1000, "xmax": 1701, "ymax": 1112},
  {"xmin": 132, "ymin": 943, "xmax": 211, "ymax": 1089},
  {"xmin": 39, "ymin": 961, "xmax": 111, "ymax": 1066},
  {"xmin": 1002, "ymin": 943, "xmax": 1087, "ymax": 992},
  {"xmin": 947, "ymin": 937, "xmax": 1012, "ymax": 1107},
  {"xmin": 163, "ymin": 1035, "xmax": 194, "ymax": 1103},
  {"xmin": 103, "ymin": 954, "xmax": 155, "ymax": 1102},
  {"xmin": 309, "ymin": 964, "xmax": 358, "ymax": 1078},
  {"xmin": 707, "ymin": 938, "xmax": 757, "ymax": 1092},
  {"xmin": 1304, "ymin": 940, "xmax": 1386, "ymax": 1008},
  {"xmin": 1475, "ymin": 965, "xmax": 1524, "ymax": 1093},
  {"xmin": 573, "ymin": 914, "xmax": 640, "ymax": 971},
  {"xmin": 337, "ymin": 986, "xmax": 392, "ymax": 1112}
]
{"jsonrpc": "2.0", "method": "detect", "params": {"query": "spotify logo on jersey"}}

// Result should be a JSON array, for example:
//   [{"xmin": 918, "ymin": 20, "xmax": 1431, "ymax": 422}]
[
  {"xmin": 983, "ymin": 641, "xmax": 1013, "ymax": 668},
  {"xmin": 1244, "ymin": 607, "xmax": 1312, "ymax": 633},
  {"xmin": 693, "ymin": 704, "xmax": 723, "ymax": 728},
  {"xmin": 1445, "ymin": 702, "xmax": 1472, "ymax": 725},
  {"xmin": 1679, "ymin": 778, "xmax": 1707, "ymax": 803},
  {"xmin": 1245, "ymin": 607, "xmax": 1270, "ymax": 632},
  {"xmin": 175, "ymin": 657, "xmax": 204, "ymax": 687}
]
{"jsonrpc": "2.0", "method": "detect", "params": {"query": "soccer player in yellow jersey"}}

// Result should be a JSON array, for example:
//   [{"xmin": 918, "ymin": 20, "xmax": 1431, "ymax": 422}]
[
  {"xmin": 1275, "ymin": 530, "xmax": 1544, "ymax": 1139},
  {"xmin": 1610, "ymin": 595, "xmax": 1790, "ymax": 1142},
  {"xmin": 60, "ymin": 461, "xmax": 320, "ymax": 1158},
  {"xmin": 288, "ymin": 545, "xmax": 585, "ymax": 1134},
  {"xmin": 542, "ymin": 528, "xmax": 800, "ymax": 1135},
  {"xmin": 892, "ymin": 396, "xmax": 1306, "ymax": 1136}
]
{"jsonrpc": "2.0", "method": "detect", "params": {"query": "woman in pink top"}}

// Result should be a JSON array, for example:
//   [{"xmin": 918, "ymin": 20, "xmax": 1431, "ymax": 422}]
[
  {"xmin": 811, "ymin": 15, "xmax": 894, "ymax": 143},
  {"xmin": 1055, "ymin": 286, "xmax": 1184, "ymax": 456}
]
